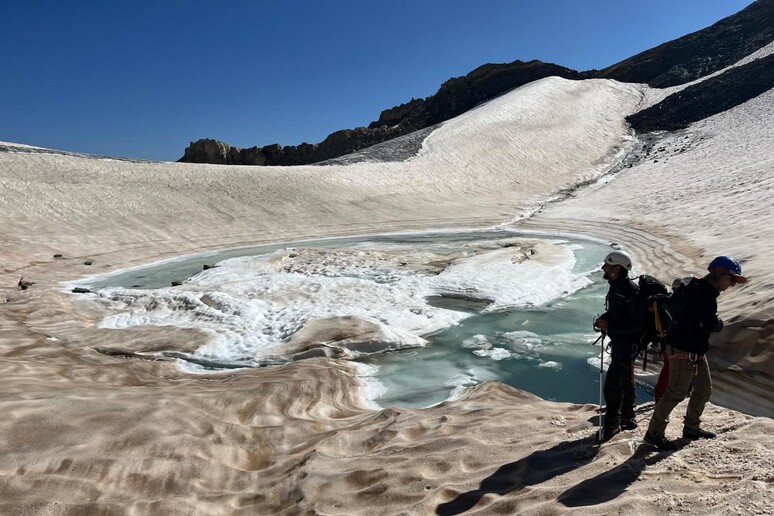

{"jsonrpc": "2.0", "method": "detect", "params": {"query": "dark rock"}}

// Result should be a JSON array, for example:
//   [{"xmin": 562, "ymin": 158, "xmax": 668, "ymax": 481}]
[
  {"xmin": 171, "ymin": 280, "xmax": 184, "ymax": 286},
  {"xmin": 597, "ymin": 0, "xmax": 774, "ymax": 86},
  {"xmin": 240, "ymin": 146, "xmax": 265, "ymax": 165},
  {"xmin": 71, "ymin": 287, "xmax": 91, "ymax": 294},
  {"xmin": 261, "ymin": 143, "xmax": 284, "ymax": 163},
  {"xmin": 627, "ymin": 53, "xmax": 774, "ymax": 133},
  {"xmin": 18, "ymin": 277, "xmax": 35, "ymax": 290},
  {"xmin": 228, "ymin": 146, "xmax": 241, "ymax": 163},
  {"xmin": 369, "ymin": 98, "xmax": 424, "ymax": 128},
  {"xmin": 84, "ymin": 260, "xmax": 93, "ymax": 265},
  {"xmin": 53, "ymin": 254, "xmax": 63, "ymax": 259},
  {"xmin": 179, "ymin": 138, "xmax": 232, "ymax": 165},
  {"xmin": 202, "ymin": 264, "xmax": 217, "ymax": 270}
]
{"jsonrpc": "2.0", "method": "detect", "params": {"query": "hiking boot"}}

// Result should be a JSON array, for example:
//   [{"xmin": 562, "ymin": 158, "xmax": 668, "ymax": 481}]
[
  {"xmin": 644, "ymin": 432, "xmax": 678, "ymax": 451},
  {"xmin": 682, "ymin": 427, "xmax": 717, "ymax": 440},
  {"xmin": 621, "ymin": 418, "xmax": 638, "ymax": 431},
  {"xmin": 600, "ymin": 425, "xmax": 620, "ymax": 443}
]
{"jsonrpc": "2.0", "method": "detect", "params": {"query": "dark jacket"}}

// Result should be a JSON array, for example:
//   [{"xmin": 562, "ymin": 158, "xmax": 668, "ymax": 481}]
[
  {"xmin": 668, "ymin": 277, "xmax": 720, "ymax": 355},
  {"xmin": 600, "ymin": 274, "xmax": 645, "ymax": 348}
]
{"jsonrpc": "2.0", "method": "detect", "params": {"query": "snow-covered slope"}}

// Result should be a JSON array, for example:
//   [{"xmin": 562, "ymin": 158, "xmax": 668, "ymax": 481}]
[{"xmin": 0, "ymin": 77, "xmax": 646, "ymax": 268}]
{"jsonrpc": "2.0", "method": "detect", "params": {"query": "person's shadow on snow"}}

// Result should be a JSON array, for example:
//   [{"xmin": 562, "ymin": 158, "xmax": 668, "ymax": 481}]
[
  {"xmin": 435, "ymin": 435, "xmax": 600, "ymax": 516},
  {"xmin": 557, "ymin": 443, "xmax": 675, "ymax": 507}
]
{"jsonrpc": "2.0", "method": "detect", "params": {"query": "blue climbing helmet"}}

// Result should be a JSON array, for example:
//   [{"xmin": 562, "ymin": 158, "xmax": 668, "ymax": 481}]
[{"xmin": 708, "ymin": 256, "xmax": 747, "ymax": 283}]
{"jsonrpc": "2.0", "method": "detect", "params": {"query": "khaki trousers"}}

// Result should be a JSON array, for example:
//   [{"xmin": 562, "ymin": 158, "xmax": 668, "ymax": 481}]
[{"xmin": 647, "ymin": 345, "xmax": 712, "ymax": 437}]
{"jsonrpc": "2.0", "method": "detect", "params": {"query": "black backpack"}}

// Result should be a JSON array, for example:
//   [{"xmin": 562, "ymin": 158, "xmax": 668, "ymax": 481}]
[
  {"xmin": 636, "ymin": 275, "xmax": 671, "ymax": 348},
  {"xmin": 664, "ymin": 275, "xmax": 699, "ymax": 337},
  {"xmin": 634, "ymin": 274, "xmax": 697, "ymax": 370}
]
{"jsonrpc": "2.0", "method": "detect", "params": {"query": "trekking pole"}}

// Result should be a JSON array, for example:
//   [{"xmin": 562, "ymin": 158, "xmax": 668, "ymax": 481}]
[{"xmin": 598, "ymin": 333, "xmax": 606, "ymax": 442}]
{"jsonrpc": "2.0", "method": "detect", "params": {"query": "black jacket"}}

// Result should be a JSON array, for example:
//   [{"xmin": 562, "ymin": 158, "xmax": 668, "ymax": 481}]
[
  {"xmin": 600, "ymin": 274, "xmax": 645, "ymax": 346},
  {"xmin": 668, "ymin": 277, "xmax": 720, "ymax": 355}
]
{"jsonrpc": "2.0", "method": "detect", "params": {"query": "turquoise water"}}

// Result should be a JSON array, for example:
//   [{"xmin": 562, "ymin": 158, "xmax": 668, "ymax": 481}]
[
  {"xmin": 361, "ymin": 239, "xmax": 653, "ymax": 407},
  {"xmin": 79, "ymin": 230, "xmax": 653, "ymax": 408},
  {"xmin": 363, "ymin": 281, "xmax": 651, "ymax": 407}
]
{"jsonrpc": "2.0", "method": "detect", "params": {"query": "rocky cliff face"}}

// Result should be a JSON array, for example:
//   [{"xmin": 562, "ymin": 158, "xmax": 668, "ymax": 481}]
[
  {"xmin": 596, "ymin": 0, "xmax": 774, "ymax": 87},
  {"xmin": 180, "ymin": 0, "xmax": 774, "ymax": 166},
  {"xmin": 626, "ymin": 53, "xmax": 774, "ymax": 133},
  {"xmin": 180, "ymin": 126, "xmax": 406, "ymax": 166}
]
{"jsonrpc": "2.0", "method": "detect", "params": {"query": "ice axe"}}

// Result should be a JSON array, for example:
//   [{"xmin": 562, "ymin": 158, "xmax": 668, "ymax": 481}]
[{"xmin": 592, "ymin": 332, "xmax": 607, "ymax": 442}]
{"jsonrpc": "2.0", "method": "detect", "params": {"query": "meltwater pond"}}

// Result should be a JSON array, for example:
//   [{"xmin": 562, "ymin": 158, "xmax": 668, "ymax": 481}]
[{"xmin": 77, "ymin": 230, "xmax": 653, "ymax": 408}]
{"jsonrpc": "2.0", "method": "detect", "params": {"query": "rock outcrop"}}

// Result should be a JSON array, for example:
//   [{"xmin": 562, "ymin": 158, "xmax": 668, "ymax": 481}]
[
  {"xmin": 596, "ymin": 0, "xmax": 774, "ymax": 87},
  {"xmin": 181, "ymin": 126, "xmax": 406, "ymax": 166},
  {"xmin": 627, "ymin": 53, "xmax": 774, "ymax": 133},
  {"xmin": 179, "ymin": 139, "xmax": 266, "ymax": 166}
]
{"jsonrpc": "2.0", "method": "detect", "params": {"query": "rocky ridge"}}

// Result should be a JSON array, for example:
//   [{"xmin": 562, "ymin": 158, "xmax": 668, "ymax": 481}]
[
  {"xmin": 628, "ymin": 52, "xmax": 774, "ymax": 133},
  {"xmin": 180, "ymin": 61, "xmax": 582, "ymax": 166},
  {"xmin": 596, "ymin": 0, "xmax": 774, "ymax": 86}
]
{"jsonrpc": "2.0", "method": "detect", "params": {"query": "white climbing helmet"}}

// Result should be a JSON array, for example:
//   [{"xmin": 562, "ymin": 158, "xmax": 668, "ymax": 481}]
[{"xmin": 603, "ymin": 250, "xmax": 633, "ymax": 271}]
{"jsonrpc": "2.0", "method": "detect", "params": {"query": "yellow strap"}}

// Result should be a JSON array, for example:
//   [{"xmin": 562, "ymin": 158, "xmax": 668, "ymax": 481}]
[{"xmin": 652, "ymin": 300, "xmax": 665, "ymax": 338}]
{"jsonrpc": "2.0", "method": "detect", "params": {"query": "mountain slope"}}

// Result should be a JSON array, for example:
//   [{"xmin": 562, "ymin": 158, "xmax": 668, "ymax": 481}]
[
  {"xmin": 596, "ymin": 0, "xmax": 774, "ymax": 86},
  {"xmin": 628, "ymin": 52, "xmax": 774, "ymax": 132}
]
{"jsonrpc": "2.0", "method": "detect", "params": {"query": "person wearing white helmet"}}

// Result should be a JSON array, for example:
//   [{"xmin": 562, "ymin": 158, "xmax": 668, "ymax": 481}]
[
  {"xmin": 644, "ymin": 256, "xmax": 746, "ymax": 451},
  {"xmin": 594, "ymin": 250, "xmax": 645, "ymax": 442}
]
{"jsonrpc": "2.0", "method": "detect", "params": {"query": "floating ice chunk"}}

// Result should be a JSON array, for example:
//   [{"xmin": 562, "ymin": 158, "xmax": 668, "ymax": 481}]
[
  {"xmin": 502, "ymin": 330, "xmax": 543, "ymax": 353},
  {"xmin": 538, "ymin": 361, "xmax": 562, "ymax": 369},
  {"xmin": 429, "ymin": 241, "xmax": 592, "ymax": 310},
  {"xmin": 473, "ymin": 347, "xmax": 512, "ymax": 360},
  {"xmin": 462, "ymin": 334, "xmax": 491, "ymax": 349},
  {"xmin": 502, "ymin": 330, "xmax": 540, "ymax": 340}
]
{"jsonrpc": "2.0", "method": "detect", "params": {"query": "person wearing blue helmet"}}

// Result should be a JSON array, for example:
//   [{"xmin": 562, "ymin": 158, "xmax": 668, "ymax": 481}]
[{"xmin": 644, "ymin": 256, "xmax": 747, "ymax": 451}]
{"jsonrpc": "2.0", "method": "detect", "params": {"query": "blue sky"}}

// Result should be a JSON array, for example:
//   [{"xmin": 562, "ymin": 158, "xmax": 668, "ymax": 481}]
[{"xmin": 1, "ymin": 0, "xmax": 754, "ymax": 161}]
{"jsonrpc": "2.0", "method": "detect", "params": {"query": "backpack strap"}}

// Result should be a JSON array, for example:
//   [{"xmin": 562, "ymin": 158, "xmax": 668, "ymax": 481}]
[{"xmin": 653, "ymin": 299, "xmax": 666, "ymax": 340}]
